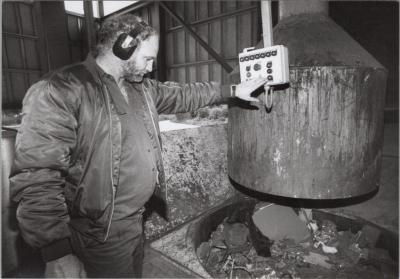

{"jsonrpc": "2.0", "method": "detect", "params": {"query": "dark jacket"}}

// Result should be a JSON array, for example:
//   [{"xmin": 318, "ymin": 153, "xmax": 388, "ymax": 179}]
[{"xmin": 10, "ymin": 56, "xmax": 229, "ymax": 261}]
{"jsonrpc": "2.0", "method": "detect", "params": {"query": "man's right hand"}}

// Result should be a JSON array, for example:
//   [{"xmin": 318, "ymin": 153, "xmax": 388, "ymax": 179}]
[{"xmin": 45, "ymin": 254, "xmax": 86, "ymax": 278}]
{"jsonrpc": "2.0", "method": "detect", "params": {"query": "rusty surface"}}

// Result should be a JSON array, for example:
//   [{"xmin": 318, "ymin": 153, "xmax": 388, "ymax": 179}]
[
  {"xmin": 228, "ymin": 67, "xmax": 387, "ymax": 199},
  {"xmin": 145, "ymin": 124, "xmax": 237, "ymax": 239}
]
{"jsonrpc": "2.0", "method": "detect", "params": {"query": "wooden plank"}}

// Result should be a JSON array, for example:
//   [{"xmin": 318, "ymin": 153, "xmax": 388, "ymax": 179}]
[
  {"xmin": 176, "ymin": 31, "xmax": 185, "ymax": 64},
  {"xmin": 33, "ymin": 1, "xmax": 49, "ymax": 73},
  {"xmin": 223, "ymin": 0, "xmax": 237, "ymax": 13},
  {"xmin": 199, "ymin": 64, "xmax": 209, "ymax": 82},
  {"xmin": 2, "ymin": 68, "xmax": 42, "ymax": 74},
  {"xmin": 177, "ymin": 67, "xmax": 186, "ymax": 83},
  {"xmin": 187, "ymin": 29, "xmax": 196, "ymax": 62},
  {"xmin": 238, "ymin": 12, "xmax": 253, "ymax": 52},
  {"xmin": 10, "ymin": 73, "xmax": 27, "ymax": 104},
  {"xmin": 160, "ymin": 2, "xmax": 233, "ymax": 73},
  {"xmin": 2, "ymin": 32, "xmax": 38, "ymax": 40},
  {"xmin": 197, "ymin": 0, "xmax": 208, "ymax": 20},
  {"xmin": 188, "ymin": 66, "xmax": 196, "ymax": 82},
  {"xmin": 168, "ymin": 57, "xmax": 238, "ymax": 68},
  {"xmin": 197, "ymin": 24, "xmax": 208, "ymax": 61},
  {"xmin": 211, "ymin": 63, "xmax": 222, "ymax": 83},
  {"xmin": 166, "ymin": 33, "xmax": 174, "ymax": 68},
  {"xmin": 24, "ymin": 39, "xmax": 40, "ymax": 69},
  {"xmin": 3, "ymin": 2, "xmax": 18, "ymax": 33},
  {"xmin": 185, "ymin": 1, "xmax": 196, "ymax": 23},
  {"xmin": 4, "ymin": 30, "xmax": 23, "ymax": 68},
  {"xmin": 222, "ymin": 16, "xmax": 237, "ymax": 57},
  {"xmin": 83, "ymin": 1, "xmax": 95, "ymax": 51},
  {"xmin": 19, "ymin": 3, "xmax": 35, "ymax": 36},
  {"xmin": 15, "ymin": 3, "xmax": 31, "ymax": 93},
  {"xmin": 166, "ymin": 5, "xmax": 258, "ymax": 33},
  {"xmin": 28, "ymin": 73, "xmax": 41, "ymax": 87}
]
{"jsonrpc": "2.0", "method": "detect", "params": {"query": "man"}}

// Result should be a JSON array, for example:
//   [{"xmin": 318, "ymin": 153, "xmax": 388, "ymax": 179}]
[{"xmin": 10, "ymin": 14, "xmax": 267, "ymax": 278}]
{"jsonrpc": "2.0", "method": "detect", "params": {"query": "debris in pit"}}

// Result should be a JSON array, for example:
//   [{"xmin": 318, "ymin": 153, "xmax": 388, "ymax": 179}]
[{"xmin": 196, "ymin": 205, "xmax": 397, "ymax": 278}]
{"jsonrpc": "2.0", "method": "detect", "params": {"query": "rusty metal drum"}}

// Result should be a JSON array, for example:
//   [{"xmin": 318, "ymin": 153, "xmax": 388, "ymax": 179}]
[{"xmin": 228, "ymin": 14, "xmax": 387, "ymax": 199}]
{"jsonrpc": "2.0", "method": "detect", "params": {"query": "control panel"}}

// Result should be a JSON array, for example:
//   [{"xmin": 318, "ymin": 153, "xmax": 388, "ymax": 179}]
[{"xmin": 239, "ymin": 45, "xmax": 289, "ymax": 86}]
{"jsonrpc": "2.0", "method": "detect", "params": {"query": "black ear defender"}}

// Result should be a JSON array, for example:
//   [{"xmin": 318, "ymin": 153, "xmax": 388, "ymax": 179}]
[{"xmin": 112, "ymin": 21, "xmax": 148, "ymax": 60}]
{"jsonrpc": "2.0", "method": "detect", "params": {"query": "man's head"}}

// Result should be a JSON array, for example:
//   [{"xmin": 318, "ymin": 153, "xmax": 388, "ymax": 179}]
[{"xmin": 94, "ymin": 14, "xmax": 159, "ymax": 82}]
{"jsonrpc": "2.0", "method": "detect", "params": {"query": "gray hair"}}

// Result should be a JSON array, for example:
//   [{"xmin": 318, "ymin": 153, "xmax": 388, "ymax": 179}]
[{"xmin": 93, "ymin": 14, "xmax": 158, "ymax": 57}]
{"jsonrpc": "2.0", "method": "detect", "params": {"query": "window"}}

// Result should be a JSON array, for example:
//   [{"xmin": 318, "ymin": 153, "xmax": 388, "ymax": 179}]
[{"xmin": 64, "ymin": 1, "xmax": 136, "ymax": 18}]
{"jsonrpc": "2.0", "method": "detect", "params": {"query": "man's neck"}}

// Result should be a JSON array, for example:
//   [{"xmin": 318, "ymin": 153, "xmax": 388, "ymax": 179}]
[{"xmin": 95, "ymin": 54, "xmax": 123, "ymax": 84}]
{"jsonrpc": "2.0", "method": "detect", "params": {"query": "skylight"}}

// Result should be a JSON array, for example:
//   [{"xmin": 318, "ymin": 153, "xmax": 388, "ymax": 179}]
[{"xmin": 64, "ymin": 1, "xmax": 136, "ymax": 18}]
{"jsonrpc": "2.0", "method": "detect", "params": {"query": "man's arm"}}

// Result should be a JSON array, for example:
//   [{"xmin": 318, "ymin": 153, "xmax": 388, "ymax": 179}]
[
  {"xmin": 9, "ymin": 78, "xmax": 79, "ymax": 263},
  {"xmin": 143, "ymin": 78, "xmax": 268, "ymax": 114},
  {"xmin": 143, "ymin": 79, "xmax": 227, "ymax": 114}
]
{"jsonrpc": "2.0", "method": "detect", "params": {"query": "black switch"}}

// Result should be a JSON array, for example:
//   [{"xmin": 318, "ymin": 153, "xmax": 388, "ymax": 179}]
[
  {"xmin": 267, "ymin": 69, "xmax": 272, "ymax": 74},
  {"xmin": 267, "ymin": 75, "xmax": 273, "ymax": 81},
  {"xmin": 267, "ymin": 62, "xmax": 272, "ymax": 68},
  {"xmin": 253, "ymin": 63, "xmax": 261, "ymax": 71}
]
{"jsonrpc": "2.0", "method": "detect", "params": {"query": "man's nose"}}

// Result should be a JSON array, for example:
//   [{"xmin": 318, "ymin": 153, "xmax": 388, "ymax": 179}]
[{"xmin": 146, "ymin": 62, "xmax": 153, "ymax": 72}]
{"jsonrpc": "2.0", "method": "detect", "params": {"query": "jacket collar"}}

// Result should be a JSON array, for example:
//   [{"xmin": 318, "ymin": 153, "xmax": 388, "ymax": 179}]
[{"xmin": 84, "ymin": 53, "xmax": 113, "ymax": 85}]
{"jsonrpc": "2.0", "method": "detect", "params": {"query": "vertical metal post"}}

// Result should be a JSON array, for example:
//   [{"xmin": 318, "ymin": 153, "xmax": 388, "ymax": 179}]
[
  {"xmin": 98, "ymin": 0, "xmax": 104, "ymax": 18},
  {"xmin": 261, "ymin": 0, "xmax": 273, "ymax": 47},
  {"xmin": 83, "ymin": 1, "xmax": 95, "ymax": 51}
]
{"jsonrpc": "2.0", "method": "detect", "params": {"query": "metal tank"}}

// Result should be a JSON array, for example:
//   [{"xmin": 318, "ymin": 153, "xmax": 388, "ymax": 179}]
[{"xmin": 228, "ymin": 2, "xmax": 387, "ymax": 199}]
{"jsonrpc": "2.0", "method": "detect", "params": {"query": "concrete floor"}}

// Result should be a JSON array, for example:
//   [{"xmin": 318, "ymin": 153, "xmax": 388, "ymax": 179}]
[{"xmin": 326, "ymin": 123, "xmax": 399, "ymax": 233}]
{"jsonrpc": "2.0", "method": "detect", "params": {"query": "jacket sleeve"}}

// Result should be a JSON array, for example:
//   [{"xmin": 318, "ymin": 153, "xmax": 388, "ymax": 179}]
[
  {"xmin": 9, "ymin": 77, "xmax": 79, "ymax": 262},
  {"xmin": 144, "ymin": 79, "xmax": 231, "ymax": 114}
]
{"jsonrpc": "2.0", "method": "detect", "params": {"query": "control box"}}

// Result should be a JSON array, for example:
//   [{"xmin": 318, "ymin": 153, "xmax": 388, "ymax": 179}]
[{"xmin": 238, "ymin": 45, "xmax": 289, "ymax": 86}]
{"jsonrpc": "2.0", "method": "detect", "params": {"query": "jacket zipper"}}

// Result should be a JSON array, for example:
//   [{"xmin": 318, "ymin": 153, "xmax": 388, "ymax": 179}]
[
  {"xmin": 142, "ymin": 84, "xmax": 161, "ymax": 152},
  {"xmin": 142, "ymin": 84, "xmax": 166, "ymax": 196},
  {"xmin": 103, "ymin": 84, "xmax": 115, "ymax": 242}
]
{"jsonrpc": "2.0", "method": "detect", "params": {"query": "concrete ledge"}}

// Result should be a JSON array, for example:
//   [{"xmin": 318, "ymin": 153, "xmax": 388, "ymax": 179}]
[{"xmin": 144, "ymin": 123, "xmax": 237, "ymax": 239}]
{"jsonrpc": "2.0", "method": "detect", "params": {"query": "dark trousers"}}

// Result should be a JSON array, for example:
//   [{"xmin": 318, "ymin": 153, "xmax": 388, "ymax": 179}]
[{"xmin": 70, "ymin": 214, "xmax": 144, "ymax": 278}]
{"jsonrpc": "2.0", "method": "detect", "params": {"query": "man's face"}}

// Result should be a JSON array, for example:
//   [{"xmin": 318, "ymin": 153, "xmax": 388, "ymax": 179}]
[{"xmin": 122, "ymin": 34, "xmax": 159, "ymax": 82}]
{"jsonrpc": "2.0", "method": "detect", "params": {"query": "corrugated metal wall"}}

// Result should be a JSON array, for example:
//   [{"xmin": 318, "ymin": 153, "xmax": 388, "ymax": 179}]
[
  {"xmin": 164, "ymin": 1, "xmax": 260, "ymax": 84},
  {"xmin": 2, "ymin": 2, "xmax": 47, "ymax": 108}
]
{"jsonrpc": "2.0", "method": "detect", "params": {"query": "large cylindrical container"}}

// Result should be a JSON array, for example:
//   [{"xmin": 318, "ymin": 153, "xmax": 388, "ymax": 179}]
[{"xmin": 228, "ymin": 11, "xmax": 387, "ymax": 199}]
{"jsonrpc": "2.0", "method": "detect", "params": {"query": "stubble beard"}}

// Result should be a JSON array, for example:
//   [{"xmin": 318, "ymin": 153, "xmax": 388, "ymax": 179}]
[{"xmin": 123, "ymin": 61, "xmax": 145, "ymax": 83}]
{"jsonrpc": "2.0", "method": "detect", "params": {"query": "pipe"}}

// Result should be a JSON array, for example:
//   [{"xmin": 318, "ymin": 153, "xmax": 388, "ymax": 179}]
[{"xmin": 261, "ymin": 1, "xmax": 273, "ymax": 47}]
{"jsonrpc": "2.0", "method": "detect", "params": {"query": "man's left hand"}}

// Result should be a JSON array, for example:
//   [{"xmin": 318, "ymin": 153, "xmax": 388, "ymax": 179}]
[{"xmin": 235, "ymin": 77, "xmax": 268, "ymax": 102}]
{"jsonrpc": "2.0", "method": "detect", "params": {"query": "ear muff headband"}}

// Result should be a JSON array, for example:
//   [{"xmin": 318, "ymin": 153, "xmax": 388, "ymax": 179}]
[{"xmin": 112, "ymin": 21, "xmax": 148, "ymax": 60}]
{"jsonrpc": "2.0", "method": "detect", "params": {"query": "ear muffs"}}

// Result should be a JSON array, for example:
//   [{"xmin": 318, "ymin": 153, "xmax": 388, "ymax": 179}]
[
  {"xmin": 112, "ymin": 21, "xmax": 148, "ymax": 60},
  {"xmin": 112, "ymin": 33, "xmax": 137, "ymax": 60}
]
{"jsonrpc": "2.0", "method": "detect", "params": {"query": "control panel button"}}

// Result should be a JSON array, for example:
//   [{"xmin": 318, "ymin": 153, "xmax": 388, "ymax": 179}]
[
  {"xmin": 246, "ymin": 66, "xmax": 251, "ymax": 71},
  {"xmin": 260, "ymin": 53, "xmax": 266, "ymax": 58},
  {"xmin": 266, "ymin": 52, "xmax": 271, "ymax": 57},
  {"xmin": 272, "ymin": 50, "xmax": 277, "ymax": 56},
  {"xmin": 255, "ymin": 54, "xmax": 260, "ymax": 59},
  {"xmin": 267, "ymin": 62, "xmax": 272, "ymax": 68},
  {"xmin": 253, "ymin": 63, "xmax": 261, "ymax": 71},
  {"xmin": 240, "ymin": 57, "xmax": 244, "ymax": 62},
  {"xmin": 245, "ymin": 56, "xmax": 249, "ymax": 61},
  {"xmin": 246, "ymin": 72, "xmax": 251, "ymax": 78},
  {"xmin": 267, "ymin": 75, "xmax": 273, "ymax": 81},
  {"xmin": 267, "ymin": 69, "xmax": 272, "ymax": 74}
]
